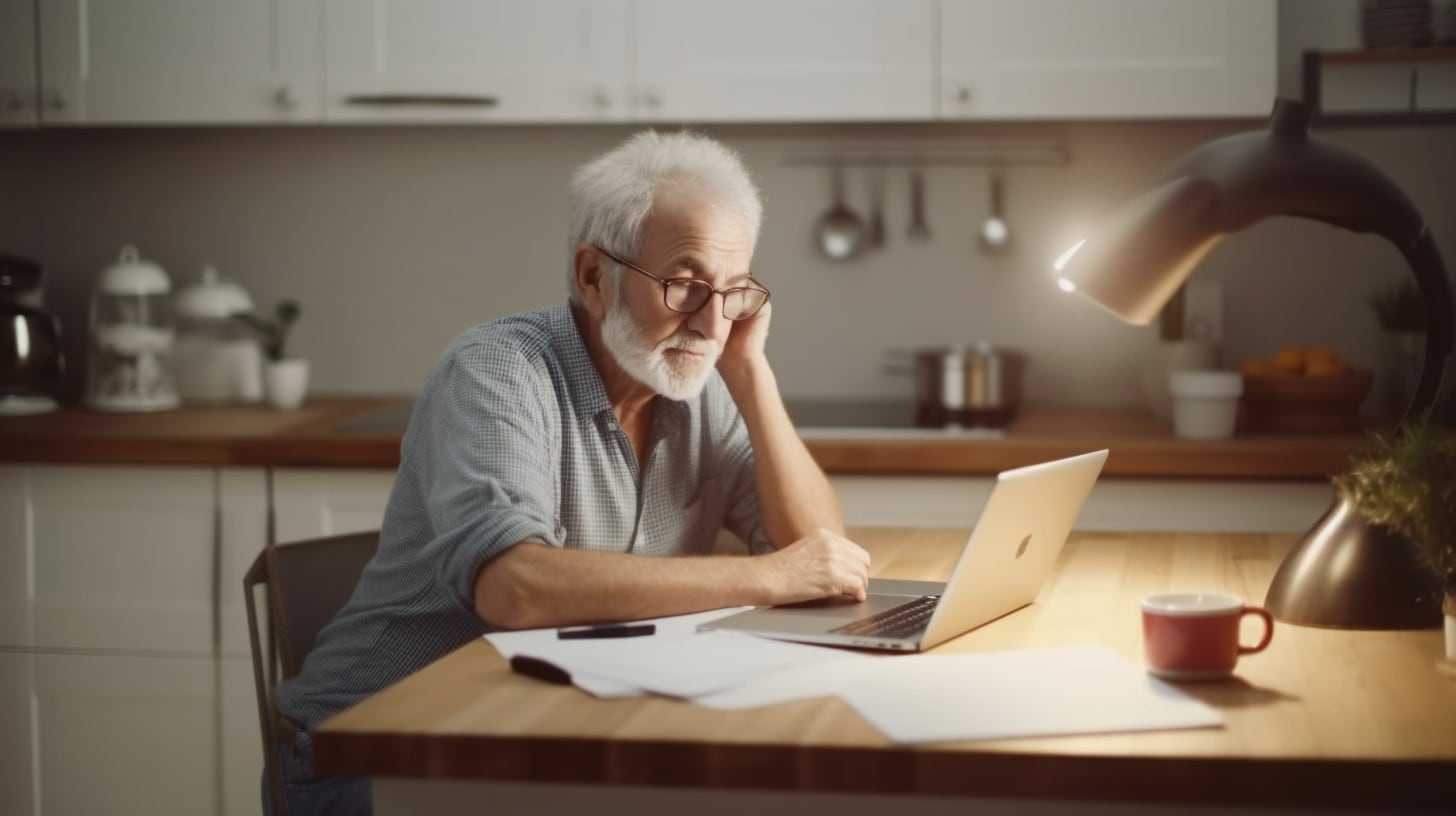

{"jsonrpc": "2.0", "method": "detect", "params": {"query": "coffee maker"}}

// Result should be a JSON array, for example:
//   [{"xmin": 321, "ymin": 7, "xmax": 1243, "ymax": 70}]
[{"xmin": 0, "ymin": 254, "xmax": 65, "ymax": 415}]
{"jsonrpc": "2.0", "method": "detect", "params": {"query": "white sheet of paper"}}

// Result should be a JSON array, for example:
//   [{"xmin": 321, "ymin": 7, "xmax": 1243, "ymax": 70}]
[
  {"xmin": 837, "ymin": 645, "xmax": 1224, "ymax": 744},
  {"xmin": 483, "ymin": 608, "xmax": 752, "ymax": 698},
  {"xmin": 511, "ymin": 630, "xmax": 861, "ymax": 699}
]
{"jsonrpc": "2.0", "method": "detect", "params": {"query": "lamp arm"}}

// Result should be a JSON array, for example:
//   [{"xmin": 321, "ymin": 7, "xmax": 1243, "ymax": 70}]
[{"xmin": 1398, "ymin": 226, "xmax": 1453, "ymax": 429}]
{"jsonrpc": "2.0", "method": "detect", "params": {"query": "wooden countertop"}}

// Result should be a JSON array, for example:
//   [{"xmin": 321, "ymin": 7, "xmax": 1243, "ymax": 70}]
[
  {"xmin": 312, "ymin": 529, "xmax": 1456, "ymax": 810},
  {"xmin": 0, "ymin": 397, "xmax": 1369, "ymax": 478}
]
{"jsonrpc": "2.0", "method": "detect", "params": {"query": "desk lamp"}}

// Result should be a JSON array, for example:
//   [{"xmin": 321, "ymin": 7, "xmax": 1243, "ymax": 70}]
[{"xmin": 1054, "ymin": 99, "xmax": 1452, "ymax": 629}]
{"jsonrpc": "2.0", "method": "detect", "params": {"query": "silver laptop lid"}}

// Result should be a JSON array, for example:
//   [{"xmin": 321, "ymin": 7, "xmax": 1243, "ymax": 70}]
[{"xmin": 917, "ymin": 449, "xmax": 1108, "ymax": 650}]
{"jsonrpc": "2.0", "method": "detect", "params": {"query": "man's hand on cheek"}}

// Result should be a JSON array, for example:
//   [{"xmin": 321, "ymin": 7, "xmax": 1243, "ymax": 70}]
[{"xmin": 718, "ymin": 301, "xmax": 772, "ymax": 372}]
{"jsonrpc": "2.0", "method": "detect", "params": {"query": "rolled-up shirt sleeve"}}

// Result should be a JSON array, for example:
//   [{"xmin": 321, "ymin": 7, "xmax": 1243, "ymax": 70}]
[{"xmin": 409, "ymin": 340, "xmax": 561, "ymax": 608}]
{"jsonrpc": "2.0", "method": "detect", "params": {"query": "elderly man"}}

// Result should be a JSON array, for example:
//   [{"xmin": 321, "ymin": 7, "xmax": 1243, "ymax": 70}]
[{"xmin": 264, "ymin": 130, "xmax": 870, "ymax": 815}]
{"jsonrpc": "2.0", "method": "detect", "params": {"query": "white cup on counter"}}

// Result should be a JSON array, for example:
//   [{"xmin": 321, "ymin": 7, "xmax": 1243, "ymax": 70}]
[{"xmin": 1169, "ymin": 370, "xmax": 1243, "ymax": 439}]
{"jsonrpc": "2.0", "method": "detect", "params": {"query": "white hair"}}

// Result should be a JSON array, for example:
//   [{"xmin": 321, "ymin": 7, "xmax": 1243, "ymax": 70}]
[{"xmin": 567, "ymin": 130, "xmax": 763, "ymax": 302}]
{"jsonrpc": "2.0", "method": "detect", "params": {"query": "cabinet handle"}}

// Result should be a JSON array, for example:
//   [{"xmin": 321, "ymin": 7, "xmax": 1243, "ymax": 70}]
[
  {"xmin": 46, "ymin": 89, "xmax": 65, "ymax": 111},
  {"xmin": 953, "ymin": 84, "xmax": 973, "ymax": 103},
  {"xmin": 344, "ymin": 93, "xmax": 498, "ymax": 107},
  {"xmin": 592, "ymin": 86, "xmax": 613, "ymax": 109},
  {"xmin": 274, "ymin": 85, "xmax": 299, "ymax": 111},
  {"xmin": 641, "ymin": 88, "xmax": 662, "ymax": 108},
  {"xmin": 3, "ymin": 89, "xmax": 24, "ymax": 112}
]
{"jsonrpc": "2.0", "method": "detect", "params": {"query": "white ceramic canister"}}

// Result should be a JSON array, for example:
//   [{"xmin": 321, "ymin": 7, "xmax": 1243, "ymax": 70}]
[
  {"xmin": 1169, "ymin": 369, "xmax": 1243, "ymax": 439},
  {"xmin": 174, "ymin": 264, "xmax": 263, "ymax": 404}
]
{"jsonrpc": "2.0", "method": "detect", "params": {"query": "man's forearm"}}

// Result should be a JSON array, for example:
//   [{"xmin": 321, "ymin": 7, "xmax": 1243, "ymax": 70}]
[
  {"xmin": 475, "ymin": 542, "xmax": 777, "ymax": 629},
  {"xmin": 720, "ymin": 358, "xmax": 844, "ymax": 546}
]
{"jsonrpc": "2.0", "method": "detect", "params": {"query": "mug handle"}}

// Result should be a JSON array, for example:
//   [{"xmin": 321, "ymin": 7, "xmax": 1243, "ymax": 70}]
[{"xmin": 1238, "ymin": 606, "xmax": 1275, "ymax": 655}]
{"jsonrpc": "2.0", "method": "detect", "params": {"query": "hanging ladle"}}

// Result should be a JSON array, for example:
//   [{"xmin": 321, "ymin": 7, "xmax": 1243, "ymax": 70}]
[
  {"xmin": 814, "ymin": 164, "xmax": 865, "ymax": 261},
  {"xmin": 978, "ymin": 169, "xmax": 1011, "ymax": 252}
]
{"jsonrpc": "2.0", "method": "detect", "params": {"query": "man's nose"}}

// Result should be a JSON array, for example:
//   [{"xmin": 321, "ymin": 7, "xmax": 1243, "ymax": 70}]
[{"xmin": 685, "ymin": 291, "xmax": 730, "ymax": 339}]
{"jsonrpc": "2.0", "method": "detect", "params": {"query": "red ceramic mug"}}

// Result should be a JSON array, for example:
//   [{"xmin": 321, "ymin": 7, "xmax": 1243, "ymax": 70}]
[{"xmin": 1141, "ymin": 593, "xmax": 1274, "ymax": 680}]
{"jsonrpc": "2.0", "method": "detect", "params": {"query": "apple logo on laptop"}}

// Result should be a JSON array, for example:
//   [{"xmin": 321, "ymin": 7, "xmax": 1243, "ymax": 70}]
[{"xmin": 1015, "ymin": 534, "xmax": 1031, "ymax": 558}]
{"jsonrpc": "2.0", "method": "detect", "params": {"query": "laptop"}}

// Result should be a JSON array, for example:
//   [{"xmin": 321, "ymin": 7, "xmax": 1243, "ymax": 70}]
[{"xmin": 699, "ymin": 449, "xmax": 1108, "ymax": 652}]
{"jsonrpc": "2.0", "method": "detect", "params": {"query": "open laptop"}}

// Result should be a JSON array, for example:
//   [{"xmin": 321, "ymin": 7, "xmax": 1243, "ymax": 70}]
[{"xmin": 700, "ymin": 449, "xmax": 1108, "ymax": 652}]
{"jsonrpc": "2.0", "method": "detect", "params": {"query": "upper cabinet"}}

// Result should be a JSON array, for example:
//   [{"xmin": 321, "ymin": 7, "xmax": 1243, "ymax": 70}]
[
  {"xmin": 0, "ymin": 0, "xmax": 38, "ymax": 126},
  {"xmin": 323, "ymin": 0, "xmax": 631, "ymax": 123},
  {"xmin": 940, "ymin": 0, "xmax": 1277, "ymax": 119},
  {"xmin": 634, "ymin": 0, "xmax": 935, "ymax": 122},
  {"xmin": 10, "ymin": 0, "xmax": 1281, "ymax": 126},
  {"xmin": 36, "ymin": 0, "xmax": 320, "ymax": 124}
]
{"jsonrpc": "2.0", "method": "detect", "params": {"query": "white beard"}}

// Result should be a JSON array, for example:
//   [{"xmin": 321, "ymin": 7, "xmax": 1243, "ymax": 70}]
[{"xmin": 601, "ymin": 296, "xmax": 720, "ymax": 401}]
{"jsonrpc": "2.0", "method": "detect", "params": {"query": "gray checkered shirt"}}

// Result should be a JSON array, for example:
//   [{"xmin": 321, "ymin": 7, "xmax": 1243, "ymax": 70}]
[{"xmin": 275, "ymin": 303, "xmax": 773, "ymax": 731}]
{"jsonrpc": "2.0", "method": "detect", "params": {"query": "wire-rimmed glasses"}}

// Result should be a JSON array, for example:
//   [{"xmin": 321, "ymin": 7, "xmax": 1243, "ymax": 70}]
[{"xmin": 594, "ymin": 245, "xmax": 770, "ymax": 321}]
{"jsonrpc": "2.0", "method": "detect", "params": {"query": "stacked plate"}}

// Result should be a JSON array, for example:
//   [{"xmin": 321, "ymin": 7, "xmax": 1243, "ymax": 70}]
[{"xmin": 1362, "ymin": 0, "xmax": 1434, "ymax": 48}]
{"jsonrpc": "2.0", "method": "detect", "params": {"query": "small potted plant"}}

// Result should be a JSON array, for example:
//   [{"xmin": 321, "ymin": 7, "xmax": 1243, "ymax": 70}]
[
  {"xmin": 233, "ymin": 300, "xmax": 307, "ymax": 410},
  {"xmin": 1333, "ymin": 420, "xmax": 1456, "ymax": 663},
  {"xmin": 1367, "ymin": 278, "xmax": 1426, "ymax": 419}
]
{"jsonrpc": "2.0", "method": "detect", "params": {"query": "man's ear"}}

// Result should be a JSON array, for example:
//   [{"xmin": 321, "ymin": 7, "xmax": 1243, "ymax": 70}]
[{"xmin": 572, "ymin": 243, "xmax": 610, "ymax": 320}]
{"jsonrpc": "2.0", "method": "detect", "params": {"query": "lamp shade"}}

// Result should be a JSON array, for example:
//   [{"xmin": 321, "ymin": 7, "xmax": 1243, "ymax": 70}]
[{"xmin": 1058, "ymin": 99, "xmax": 1454, "ymax": 629}]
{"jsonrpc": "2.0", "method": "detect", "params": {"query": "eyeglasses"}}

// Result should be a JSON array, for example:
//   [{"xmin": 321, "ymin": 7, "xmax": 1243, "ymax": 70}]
[{"xmin": 593, "ymin": 245, "xmax": 770, "ymax": 321}]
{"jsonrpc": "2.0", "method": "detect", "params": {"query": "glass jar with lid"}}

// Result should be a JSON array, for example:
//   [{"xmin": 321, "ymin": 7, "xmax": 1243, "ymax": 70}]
[
  {"xmin": 85, "ymin": 245, "xmax": 180, "ymax": 411},
  {"xmin": 174, "ymin": 264, "xmax": 263, "ymax": 404}
]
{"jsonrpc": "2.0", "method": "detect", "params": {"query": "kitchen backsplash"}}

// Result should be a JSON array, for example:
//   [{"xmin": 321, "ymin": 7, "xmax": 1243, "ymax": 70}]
[{"xmin": 1, "ymin": 117, "xmax": 1453, "ymax": 410}]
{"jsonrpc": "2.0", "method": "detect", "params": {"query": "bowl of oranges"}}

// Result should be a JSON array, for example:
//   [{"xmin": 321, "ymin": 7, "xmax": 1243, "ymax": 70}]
[{"xmin": 1240, "ymin": 346, "xmax": 1373, "ymax": 433}]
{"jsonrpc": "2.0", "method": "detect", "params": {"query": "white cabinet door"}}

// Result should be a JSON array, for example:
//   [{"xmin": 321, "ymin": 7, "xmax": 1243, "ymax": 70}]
[
  {"xmin": 323, "ymin": 0, "xmax": 630, "ymax": 123},
  {"xmin": 271, "ymin": 467, "xmax": 395, "ymax": 544},
  {"xmin": 634, "ymin": 0, "xmax": 935, "ymax": 122},
  {"xmin": 0, "ymin": 0, "xmax": 39, "ymax": 126},
  {"xmin": 0, "ymin": 466, "xmax": 29, "ymax": 647},
  {"xmin": 0, "ymin": 653, "xmax": 36, "ymax": 816},
  {"xmin": 218, "ymin": 467, "xmax": 269, "ymax": 658},
  {"xmin": 940, "ymin": 0, "xmax": 1276, "ymax": 119},
  {"xmin": 34, "ymin": 652, "xmax": 218, "ymax": 816},
  {"xmin": 220, "ymin": 655, "xmax": 262, "ymax": 816},
  {"xmin": 28, "ymin": 465, "xmax": 217, "ymax": 653},
  {"xmin": 37, "ymin": 0, "xmax": 320, "ymax": 124}
]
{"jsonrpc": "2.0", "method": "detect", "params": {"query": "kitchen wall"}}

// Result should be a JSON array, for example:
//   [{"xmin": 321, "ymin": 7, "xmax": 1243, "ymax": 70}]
[{"xmin": 2, "ymin": 0, "xmax": 1452, "ymax": 411}]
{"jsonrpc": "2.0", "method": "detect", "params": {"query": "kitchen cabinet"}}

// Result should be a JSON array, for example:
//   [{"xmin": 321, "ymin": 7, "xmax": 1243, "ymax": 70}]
[
  {"xmin": 36, "ymin": 0, "xmax": 320, "ymax": 124},
  {"xmin": 0, "ymin": 464, "xmax": 269, "ymax": 816},
  {"xmin": 271, "ymin": 467, "xmax": 395, "ymax": 543},
  {"xmin": 939, "ymin": 0, "xmax": 1277, "ymax": 119},
  {"xmin": 0, "ymin": 0, "xmax": 39, "ymax": 126},
  {"xmin": 634, "ymin": 0, "xmax": 936, "ymax": 122},
  {"xmin": 0, "ymin": 653, "xmax": 36, "ymax": 816},
  {"xmin": 322, "ymin": 0, "xmax": 631, "ymax": 123},
  {"xmin": 32, "ymin": 653, "xmax": 219, "ymax": 816}
]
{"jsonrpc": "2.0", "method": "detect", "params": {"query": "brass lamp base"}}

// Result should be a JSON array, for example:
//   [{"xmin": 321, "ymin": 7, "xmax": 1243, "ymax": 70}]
[{"xmin": 1264, "ymin": 492, "xmax": 1443, "ymax": 629}]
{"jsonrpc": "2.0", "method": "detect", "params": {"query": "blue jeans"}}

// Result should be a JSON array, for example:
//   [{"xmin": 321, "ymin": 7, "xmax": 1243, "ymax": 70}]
[{"xmin": 261, "ymin": 729, "xmax": 372, "ymax": 816}]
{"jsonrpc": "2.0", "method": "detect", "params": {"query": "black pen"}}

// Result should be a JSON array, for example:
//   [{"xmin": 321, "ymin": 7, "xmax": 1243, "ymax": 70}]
[{"xmin": 557, "ymin": 622, "xmax": 656, "ymax": 640}]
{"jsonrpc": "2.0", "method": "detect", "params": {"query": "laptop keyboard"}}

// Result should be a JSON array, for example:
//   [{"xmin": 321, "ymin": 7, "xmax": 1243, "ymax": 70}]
[{"xmin": 829, "ymin": 594, "xmax": 940, "ymax": 640}]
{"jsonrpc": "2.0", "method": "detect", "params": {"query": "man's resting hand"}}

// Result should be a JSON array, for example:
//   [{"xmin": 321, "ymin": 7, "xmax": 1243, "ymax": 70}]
[{"xmin": 760, "ymin": 528, "xmax": 872, "ymax": 604}]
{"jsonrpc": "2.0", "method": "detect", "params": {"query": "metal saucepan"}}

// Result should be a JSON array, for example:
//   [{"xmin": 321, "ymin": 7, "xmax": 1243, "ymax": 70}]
[{"xmin": 907, "ymin": 342, "xmax": 1026, "ymax": 428}]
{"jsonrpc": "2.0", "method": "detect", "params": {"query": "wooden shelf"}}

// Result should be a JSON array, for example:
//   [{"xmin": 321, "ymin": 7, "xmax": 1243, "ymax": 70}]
[{"xmin": 1317, "ymin": 46, "xmax": 1456, "ymax": 65}]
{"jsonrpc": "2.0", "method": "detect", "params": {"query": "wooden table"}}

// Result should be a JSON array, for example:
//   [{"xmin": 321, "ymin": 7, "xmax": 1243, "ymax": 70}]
[{"xmin": 312, "ymin": 530, "xmax": 1456, "ymax": 813}]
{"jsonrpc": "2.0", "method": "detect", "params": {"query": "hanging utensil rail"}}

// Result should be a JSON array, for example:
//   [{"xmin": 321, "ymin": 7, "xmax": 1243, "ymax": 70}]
[{"xmin": 781, "ymin": 142, "xmax": 1070, "ymax": 167}]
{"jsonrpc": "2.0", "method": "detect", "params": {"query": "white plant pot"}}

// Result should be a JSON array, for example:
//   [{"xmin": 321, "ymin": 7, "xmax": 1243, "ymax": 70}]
[
  {"xmin": 1445, "ymin": 596, "xmax": 1456, "ymax": 661},
  {"xmin": 263, "ymin": 358, "xmax": 309, "ymax": 410}
]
